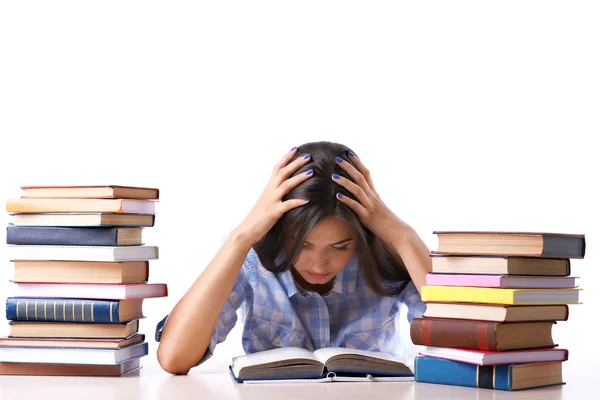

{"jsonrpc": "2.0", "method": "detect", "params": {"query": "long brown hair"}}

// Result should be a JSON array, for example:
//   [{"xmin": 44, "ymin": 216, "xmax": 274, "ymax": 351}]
[{"xmin": 253, "ymin": 141, "xmax": 411, "ymax": 296}]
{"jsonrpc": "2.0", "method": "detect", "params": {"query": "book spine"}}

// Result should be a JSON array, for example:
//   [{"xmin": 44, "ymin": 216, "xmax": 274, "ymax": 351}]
[
  {"xmin": 410, "ymin": 318, "xmax": 499, "ymax": 351},
  {"xmin": 5, "ymin": 298, "xmax": 122, "ymax": 323},
  {"xmin": 542, "ymin": 235, "xmax": 585, "ymax": 258},
  {"xmin": 414, "ymin": 356, "xmax": 512, "ymax": 390},
  {"xmin": 6, "ymin": 226, "xmax": 120, "ymax": 246}
]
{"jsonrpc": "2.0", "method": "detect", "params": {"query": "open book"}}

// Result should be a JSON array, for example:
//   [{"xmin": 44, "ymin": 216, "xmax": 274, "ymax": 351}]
[{"xmin": 229, "ymin": 347, "xmax": 414, "ymax": 383}]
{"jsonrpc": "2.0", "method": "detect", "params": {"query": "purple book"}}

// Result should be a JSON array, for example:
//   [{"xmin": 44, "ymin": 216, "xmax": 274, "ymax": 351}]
[{"xmin": 425, "ymin": 273, "xmax": 577, "ymax": 288}]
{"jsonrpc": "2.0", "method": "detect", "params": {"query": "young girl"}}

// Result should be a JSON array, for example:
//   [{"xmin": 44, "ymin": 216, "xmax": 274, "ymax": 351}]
[{"xmin": 156, "ymin": 141, "xmax": 432, "ymax": 375}]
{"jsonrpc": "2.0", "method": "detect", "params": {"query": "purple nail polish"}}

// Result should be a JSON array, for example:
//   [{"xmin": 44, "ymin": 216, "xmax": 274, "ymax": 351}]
[
  {"xmin": 336, "ymin": 156, "xmax": 344, "ymax": 163},
  {"xmin": 306, "ymin": 169, "xmax": 313, "ymax": 175},
  {"xmin": 303, "ymin": 154, "xmax": 311, "ymax": 159},
  {"xmin": 332, "ymin": 174, "xmax": 340, "ymax": 180},
  {"xmin": 337, "ymin": 193, "xmax": 343, "ymax": 199},
  {"xmin": 348, "ymin": 151, "xmax": 356, "ymax": 157},
  {"xmin": 290, "ymin": 146, "xmax": 297, "ymax": 151}
]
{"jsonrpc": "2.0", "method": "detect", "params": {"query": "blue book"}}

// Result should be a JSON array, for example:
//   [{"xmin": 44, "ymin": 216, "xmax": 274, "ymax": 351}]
[
  {"xmin": 414, "ymin": 356, "xmax": 565, "ymax": 391},
  {"xmin": 6, "ymin": 226, "xmax": 143, "ymax": 246},
  {"xmin": 5, "ymin": 297, "xmax": 144, "ymax": 323}
]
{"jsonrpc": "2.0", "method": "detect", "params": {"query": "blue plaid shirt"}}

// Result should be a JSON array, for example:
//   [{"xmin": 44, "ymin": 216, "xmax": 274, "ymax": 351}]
[{"xmin": 155, "ymin": 245, "xmax": 426, "ymax": 366}]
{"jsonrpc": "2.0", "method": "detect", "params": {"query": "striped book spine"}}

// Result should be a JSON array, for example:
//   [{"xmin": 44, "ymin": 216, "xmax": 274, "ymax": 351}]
[{"xmin": 5, "ymin": 297, "xmax": 125, "ymax": 323}]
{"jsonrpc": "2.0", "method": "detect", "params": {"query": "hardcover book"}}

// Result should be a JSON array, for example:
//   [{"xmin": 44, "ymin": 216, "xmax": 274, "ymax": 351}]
[
  {"xmin": 414, "ymin": 356, "xmax": 565, "ymax": 391},
  {"xmin": 19, "ymin": 185, "xmax": 159, "ymax": 199},
  {"xmin": 5, "ymin": 297, "xmax": 144, "ymax": 323},
  {"xmin": 6, "ymin": 226, "xmax": 143, "ymax": 246},
  {"xmin": 432, "ymin": 231, "xmax": 585, "ymax": 259}
]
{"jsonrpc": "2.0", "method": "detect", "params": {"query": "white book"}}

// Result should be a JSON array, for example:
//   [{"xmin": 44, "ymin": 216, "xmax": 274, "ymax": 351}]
[
  {"xmin": 0, "ymin": 342, "xmax": 148, "ymax": 365},
  {"xmin": 9, "ymin": 282, "xmax": 168, "ymax": 300},
  {"xmin": 230, "ymin": 346, "xmax": 413, "ymax": 382},
  {"xmin": 418, "ymin": 346, "xmax": 569, "ymax": 366},
  {"xmin": 7, "ymin": 245, "xmax": 158, "ymax": 261}
]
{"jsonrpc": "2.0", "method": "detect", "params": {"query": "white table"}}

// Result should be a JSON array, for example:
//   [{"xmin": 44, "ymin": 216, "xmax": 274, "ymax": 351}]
[{"xmin": 0, "ymin": 359, "xmax": 595, "ymax": 400}]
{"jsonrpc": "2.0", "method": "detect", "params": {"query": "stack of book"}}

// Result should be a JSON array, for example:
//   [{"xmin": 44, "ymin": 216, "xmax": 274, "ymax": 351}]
[
  {"xmin": 411, "ymin": 231, "xmax": 585, "ymax": 391},
  {"xmin": 0, "ymin": 185, "xmax": 168, "ymax": 376}
]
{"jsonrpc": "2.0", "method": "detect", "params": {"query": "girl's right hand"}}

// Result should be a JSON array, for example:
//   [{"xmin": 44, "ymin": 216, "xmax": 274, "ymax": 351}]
[{"xmin": 234, "ymin": 147, "xmax": 313, "ymax": 245}]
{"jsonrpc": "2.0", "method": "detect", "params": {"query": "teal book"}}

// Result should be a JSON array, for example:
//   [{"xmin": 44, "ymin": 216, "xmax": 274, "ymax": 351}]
[{"xmin": 414, "ymin": 356, "xmax": 565, "ymax": 391}]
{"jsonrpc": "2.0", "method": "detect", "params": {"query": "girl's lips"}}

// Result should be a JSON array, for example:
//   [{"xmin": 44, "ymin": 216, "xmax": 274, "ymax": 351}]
[{"xmin": 306, "ymin": 271, "xmax": 331, "ymax": 282}]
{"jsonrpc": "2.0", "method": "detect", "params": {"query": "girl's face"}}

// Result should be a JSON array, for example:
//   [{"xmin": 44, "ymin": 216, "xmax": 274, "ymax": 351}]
[{"xmin": 290, "ymin": 216, "xmax": 357, "ymax": 292}]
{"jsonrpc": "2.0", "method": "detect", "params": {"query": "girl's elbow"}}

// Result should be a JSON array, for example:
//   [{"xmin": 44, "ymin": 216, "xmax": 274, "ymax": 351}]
[{"xmin": 157, "ymin": 343, "xmax": 191, "ymax": 375}]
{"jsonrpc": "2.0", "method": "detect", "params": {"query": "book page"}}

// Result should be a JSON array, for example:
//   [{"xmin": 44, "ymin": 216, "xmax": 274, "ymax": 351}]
[
  {"xmin": 232, "ymin": 347, "xmax": 317, "ymax": 371},
  {"xmin": 312, "ymin": 347, "xmax": 403, "ymax": 365}
]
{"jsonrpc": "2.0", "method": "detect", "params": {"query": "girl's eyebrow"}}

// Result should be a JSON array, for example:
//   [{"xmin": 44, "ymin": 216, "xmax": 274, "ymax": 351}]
[{"xmin": 304, "ymin": 238, "xmax": 354, "ymax": 246}]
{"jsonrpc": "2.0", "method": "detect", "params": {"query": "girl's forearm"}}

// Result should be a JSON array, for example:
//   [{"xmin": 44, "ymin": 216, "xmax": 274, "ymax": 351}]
[
  {"xmin": 156, "ymin": 230, "xmax": 254, "ymax": 374},
  {"xmin": 390, "ymin": 223, "xmax": 432, "ymax": 292}
]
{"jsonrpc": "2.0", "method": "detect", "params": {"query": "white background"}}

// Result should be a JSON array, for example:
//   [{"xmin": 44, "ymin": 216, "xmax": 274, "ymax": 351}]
[{"xmin": 0, "ymin": 0, "xmax": 598, "ymax": 384}]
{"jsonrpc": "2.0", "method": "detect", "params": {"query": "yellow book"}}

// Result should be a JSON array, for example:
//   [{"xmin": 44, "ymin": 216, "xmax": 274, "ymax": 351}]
[{"xmin": 421, "ymin": 285, "xmax": 581, "ymax": 305}]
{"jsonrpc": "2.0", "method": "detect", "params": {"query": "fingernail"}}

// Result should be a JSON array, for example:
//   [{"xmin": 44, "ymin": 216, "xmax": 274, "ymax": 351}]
[
  {"xmin": 336, "ymin": 156, "xmax": 344, "ymax": 163},
  {"xmin": 332, "ymin": 174, "xmax": 340, "ymax": 180},
  {"xmin": 348, "ymin": 151, "xmax": 356, "ymax": 158},
  {"xmin": 337, "ymin": 193, "xmax": 343, "ymax": 199},
  {"xmin": 303, "ymin": 154, "xmax": 311, "ymax": 159},
  {"xmin": 306, "ymin": 169, "xmax": 313, "ymax": 175},
  {"xmin": 304, "ymin": 198, "xmax": 310, "ymax": 202},
  {"xmin": 290, "ymin": 146, "xmax": 297, "ymax": 152}
]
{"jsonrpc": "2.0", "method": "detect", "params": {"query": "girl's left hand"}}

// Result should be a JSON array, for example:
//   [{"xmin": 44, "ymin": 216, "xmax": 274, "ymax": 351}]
[{"xmin": 332, "ymin": 153, "xmax": 407, "ymax": 246}]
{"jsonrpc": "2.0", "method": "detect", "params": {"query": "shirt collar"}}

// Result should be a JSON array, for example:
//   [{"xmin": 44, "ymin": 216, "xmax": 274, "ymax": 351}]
[
  {"xmin": 331, "ymin": 252, "xmax": 359, "ymax": 295},
  {"xmin": 278, "ymin": 251, "xmax": 359, "ymax": 297}
]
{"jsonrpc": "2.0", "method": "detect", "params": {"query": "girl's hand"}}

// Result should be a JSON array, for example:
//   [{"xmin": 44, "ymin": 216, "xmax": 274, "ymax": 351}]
[
  {"xmin": 234, "ymin": 147, "xmax": 313, "ymax": 245},
  {"xmin": 333, "ymin": 153, "xmax": 407, "ymax": 246}
]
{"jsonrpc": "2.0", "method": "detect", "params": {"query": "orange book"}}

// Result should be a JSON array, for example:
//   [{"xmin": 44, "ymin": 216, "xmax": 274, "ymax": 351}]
[{"xmin": 6, "ymin": 198, "xmax": 156, "ymax": 214}]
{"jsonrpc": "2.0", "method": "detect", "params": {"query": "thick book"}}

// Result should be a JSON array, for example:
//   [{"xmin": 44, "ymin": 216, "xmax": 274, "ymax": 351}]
[
  {"xmin": 410, "ymin": 318, "xmax": 555, "ymax": 351},
  {"xmin": 9, "ymin": 320, "xmax": 139, "ymax": 339},
  {"xmin": 422, "ymin": 303, "xmax": 569, "ymax": 322},
  {"xmin": 8, "ymin": 212, "xmax": 155, "ymax": 227},
  {"xmin": 0, "ymin": 341, "xmax": 148, "ymax": 365},
  {"xmin": 9, "ymin": 282, "xmax": 168, "ymax": 300},
  {"xmin": 0, "ymin": 358, "xmax": 141, "ymax": 376},
  {"xmin": 432, "ymin": 231, "xmax": 585, "ymax": 259},
  {"xmin": 418, "ymin": 346, "xmax": 569, "ymax": 366},
  {"xmin": 6, "ymin": 198, "xmax": 156, "ymax": 214},
  {"xmin": 5, "ymin": 297, "xmax": 144, "ymax": 323},
  {"xmin": 7, "ymin": 245, "xmax": 159, "ymax": 262},
  {"xmin": 414, "ymin": 356, "xmax": 565, "ymax": 391},
  {"xmin": 430, "ymin": 254, "xmax": 570, "ymax": 276},
  {"xmin": 19, "ymin": 185, "xmax": 159, "ymax": 199},
  {"xmin": 421, "ymin": 285, "xmax": 581, "ymax": 305},
  {"xmin": 425, "ymin": 273, "xmax": 578, "ymax": 289},
  {"xmin": 229, "ymin": 347, "xmax": 413, "ymax": 383},
  {"xmin": 12, "ymin": 260, "xmax": 149, "ymax": 284},
  {"xmin": 0, "ymin": 334, "xmax": 145, "ymax": 350},
  {"xmin": 6, "ymin": 226, "xmax": 143, "ymax": 246}
]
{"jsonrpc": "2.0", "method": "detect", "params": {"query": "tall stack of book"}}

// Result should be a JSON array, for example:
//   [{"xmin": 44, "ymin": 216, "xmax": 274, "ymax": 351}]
[
  {"xmin": 0, "ymin": 185, "xmax": 168, "ymax": 376},
  {"xmin": 411, "ymin": 231, "xmax": 584, "ymax": 391}
]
